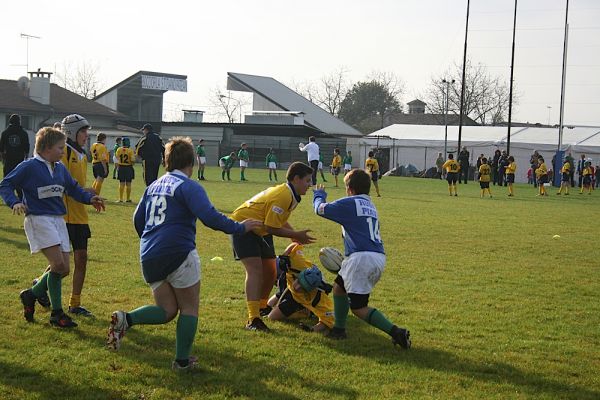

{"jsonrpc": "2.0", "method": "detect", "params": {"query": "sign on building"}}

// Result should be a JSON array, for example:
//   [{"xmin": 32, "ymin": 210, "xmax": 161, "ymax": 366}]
[{"xmin": 141, "ymin": 75, "xmax": 187, "ymax": 92}]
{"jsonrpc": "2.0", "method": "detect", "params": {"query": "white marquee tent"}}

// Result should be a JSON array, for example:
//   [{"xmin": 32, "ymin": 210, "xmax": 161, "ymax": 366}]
[{"xmin": 359, "ymin": 125, "xmax": 600, "ymax": 182}]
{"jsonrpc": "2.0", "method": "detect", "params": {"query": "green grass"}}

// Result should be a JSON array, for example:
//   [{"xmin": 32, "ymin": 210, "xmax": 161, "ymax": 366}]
[{"xmin": 0, "ymin": 165, "xmax": 599, "ymax": 399}]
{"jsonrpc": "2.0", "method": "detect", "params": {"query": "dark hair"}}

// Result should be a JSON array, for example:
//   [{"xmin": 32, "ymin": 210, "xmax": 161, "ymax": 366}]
[
  {"xmin": 9, "ymin": 114, "xmax": 21, "ymax": 125},
  {"xmin": 334, "ymin": 148, "xmax": 340, "ymax": 154},
  {"xmin": 508, "ymin": 156, "xmax": 514, "ymax": 162},
  {"xmin": 116, "ymin": 137, "xmax": 122, "ymax": 143},
  {"xmin": 286, "ymin": 162, "xmax": 313, "ymax": 181},
  {"xmin": 345, "ymin": 169, "xmax": 371, "ymax": 195},
  {"xmin": 448, "ymin": 153, "xmax": 454, "ymax": 159},
  {"xmin": 309, "ymin": 136, "xmax": 316, "ymax": 142},
  {"xmin": 482, "ymin": 157, "xmax": 487, "ymax": 163},
  {"xmin": 538, "ymin": 156, "xmax": 545, "ymax": 162},
  {"xmin": 97, "ymin": 133, "xmax": 107, "ymax": 142},
  {"xmin": 368, "ymin": 151, "xmax": 374, "ymax": 157},
  {"xmin": 164, "ymin": 137, "xmax": 195, "ymax": 172}
]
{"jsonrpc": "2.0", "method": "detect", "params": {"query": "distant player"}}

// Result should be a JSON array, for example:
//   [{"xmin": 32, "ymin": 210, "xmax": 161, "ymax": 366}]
[
  {"xmin": 442, "ymin": 153, "xmax": 460, "ymax": 196},
  {"xmin": 0, "ymin": 127, "xmax": 104, "ymax": 328},
  {"xmin": 107, "ymin": 137, "xmax": 260, "ymax": 370},
  {"xmin": 195, "ymin": 138, "xmax": 206, "ymax": 180},
  {"xmin": 230, "ymin": 162, "xmax": 316, "ymax": 331},
  {"xmin": 219, "ymin": 152, "xmax": 236, "ymax": 181},
  {"xmin": 331, "ymin": 148, "xmax": 342, "ymax": 187},
  {"xmin": 365, "ymin": 151, "xmax": 381, "ymax": 197},
  {"xmin": 535, "ymin": 156, "xmax": 548, "ymax": 196},
  {"xmin": 312, "ymin": 169, "xmax": 410, "ymax": 349},
  {"xmin": 505, "ymin": 156, "xmax": 517, "ymax": 197},
  {"xmin": 343, "ymin": 150, "xmax": 352, "ymax": 175},
  {"xmin": 112, "ymin": 137, "xmax": 122, "ymax": 180},
  {"xmin": 557, "ymin": 158, "xmax": 571, "ymax": 195},
  {"xmin": 238, "ymin": 143, "xmax": 249, "ymax": 181},
  {"xmin": 265, "ymin": 148, "xmax": 278, "ymax": 182},
  {"xmin": 478, "ymin": 157, "xmax": 492, "ymax": 198},
  {"xmin": 318, "ymin": 153, "xmax": 328, "ymax": 183},
  {"xmin": 91, "ymin": 133, "xmax": 109, "ymax": 195},
  {"xmin": 581, "ymin": 161, "xmax": 593, "ymax": 195},
  {"xmin": 116, "ymin": 138, "xmax": 135, "ymax": 202}
]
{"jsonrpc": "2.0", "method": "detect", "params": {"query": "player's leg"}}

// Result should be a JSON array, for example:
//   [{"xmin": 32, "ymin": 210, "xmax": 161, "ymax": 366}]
[
  {"xmin": 172, "ymin": 280, "xmax": 200, "ymax": 369},
  {"xmin": 273, "ymin": 167, "xmax": 277, "ymax": 181},
  {"xmin": 241, "ymin": 257, "xmax": 268, "ymax": 329},
  {"xmin": 42, "ymin": 246, "xmax": 77, "ymax": 327},
  {"xmin": 126, "ymin": 182, "xmax": 132, "ymax": 202},
  {"xmin": 95, "ymin": 176, "xmax": 104, "ymax": 195},
  {"xmin": 226, "ymin": 167, "xmax": 231, "ymax": 181},
  {"xmin": 260, "ymin": 257, "xmax": 277, "ymax": 313},
  {"xmin": 67, "ymin": 224, "xmax": 92, "ymax": 316}
]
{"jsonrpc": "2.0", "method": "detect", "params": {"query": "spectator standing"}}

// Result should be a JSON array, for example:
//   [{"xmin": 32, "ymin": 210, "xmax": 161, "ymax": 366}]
[
  {"xmin": 299, "ymin": 136, "xmax": 320, "ymax": 185},
  {"xmin": 195, "ymin": 139, "xmax": 206, "ymax": 180},
  {"xmin": 595, "ymin": 164, "xmax": 600, "ymax": 188},
  {"xmin": 135, "ymin": 123, "xmax": 165, "ymax": 186},
  {"xmin": 476, "ymin": 154, "xmax": 484, "ymax": 181},
  {"xmin": 0, "ymin": 114, "xmax": 30, "ymax": 178},
  {"xmin": 435, "ymin": 152, "xmax": 444, "ymax": 179},
  {"xmin": 577, "ymin": 154, "xmax": 587, "ymax": 188},
  {"xmin": 458, "ymin": 146, "xmax": 470, "ymax": 184},
  {"xmin": 530, "ymin": 151, "xmax": 540, "ymax": 188},
  {"xmin": 492, "ymin": 150, "xmax": 501, "ymax": 185},
  {"xmin": 498, "ymin": 150, "xmax": 509, "ymax": 187}
]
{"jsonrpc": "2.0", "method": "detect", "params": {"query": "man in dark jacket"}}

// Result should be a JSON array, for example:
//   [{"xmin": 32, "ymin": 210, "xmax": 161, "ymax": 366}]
[
  {"xmin": 0, "ymin": 114, "xmax": 30, "ymax": 177},
  {"xmin": 458, "ymin": 147, "xmax": 470, "ymax": 184},
  {"xmin": 135, "ymin": 123, "xmax": 165, "ymax": 186}
]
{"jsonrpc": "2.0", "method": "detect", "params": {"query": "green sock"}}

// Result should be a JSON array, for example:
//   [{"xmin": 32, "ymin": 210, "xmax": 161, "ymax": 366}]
[
  {"xmin": 241, "ymin": 170, "xmax": 245, "ymax": 180},
  {"xmin": 31, "ymin": 272, "xmax": 49, "ymax": 298},
  {"xmin": 227, "ymin": 170, "xmax": 231, "ymax": 180},
  {"xmin": 175, "ymin": 314, "xmax": 198, "ymax": 361},
  {"xmin": 128, "ymin": 305, "xmax": 167, "ymax": 326},
  {"xmin": 47, "ymin": 271, "xmax": 63, "ymax": 311},
  {"xmin": 333, "ymin": 294, "xmax": 350, "ymax": 329},
  {"xmin": 365, "ymin": 308, "xmax": 394, "ymax": 334},
  {"xmin": 222, "ymin": 170, "xmax": 226, "ymax": 180},
  {"xmin": 273, "ymin": 171, "xmax": 277, "ymax": 180}
]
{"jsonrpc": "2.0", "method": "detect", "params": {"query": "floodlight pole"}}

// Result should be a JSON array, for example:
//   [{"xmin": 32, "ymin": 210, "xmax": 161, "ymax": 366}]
[
  {"xmin": 457, "ymin": 0, "xmax": 470, "ymax": 154},
  {"xmin": 558, "ymin": 0, "xmax": 569, "ymax": 151},
  {"xmin": 442, "ymin": 79, "xmax": 455, "ymax": 157},
  {"xmin": 506, "ymin": 0, "xmax": 518, "ymax": 156},
  {"xmin": 20, "ymin": 33, "xmax": 41, "ymax": 73}
]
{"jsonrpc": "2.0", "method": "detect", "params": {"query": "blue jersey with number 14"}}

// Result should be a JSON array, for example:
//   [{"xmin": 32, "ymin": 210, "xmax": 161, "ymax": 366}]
[
  {"xmin": 313, "ymin": 190, "xmax": 384, "ymax": 256},
  {"xmin": 134, "ymin": 170, "xmax": 245, "ymax": 262}
]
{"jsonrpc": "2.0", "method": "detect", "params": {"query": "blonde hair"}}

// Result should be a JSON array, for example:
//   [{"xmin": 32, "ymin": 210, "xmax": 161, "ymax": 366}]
[
  {"xmin": 164, "ymin": 136, "xmax": 194, "ymax": 172},
  {"xmin": 35, "ymin": 127, "xmax": 66, "ymax": 154}
]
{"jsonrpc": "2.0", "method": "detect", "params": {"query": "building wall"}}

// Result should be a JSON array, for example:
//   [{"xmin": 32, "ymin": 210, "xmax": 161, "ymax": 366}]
[
  {"xmin": 95, "ymin": 91, "xmax": 118, "ymax": 110},
  {"xmin": 160, "ymin": 125, "xmax": 225, "ymax": 166}
]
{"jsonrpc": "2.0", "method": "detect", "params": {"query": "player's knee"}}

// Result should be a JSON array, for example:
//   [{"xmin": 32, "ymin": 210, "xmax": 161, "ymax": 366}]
[{"xmin": 332, "ymin": 282, "xmax": 345, "ymax": 296}]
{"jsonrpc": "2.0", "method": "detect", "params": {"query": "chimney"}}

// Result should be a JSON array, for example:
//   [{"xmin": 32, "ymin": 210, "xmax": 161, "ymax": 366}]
[
  {"xmin": 28, "ymin": 69, "xmax": 52, "ymax": 105},
  {"xmin": 183, "ymin": 110, "xmax": 204, "ymax": 123}
]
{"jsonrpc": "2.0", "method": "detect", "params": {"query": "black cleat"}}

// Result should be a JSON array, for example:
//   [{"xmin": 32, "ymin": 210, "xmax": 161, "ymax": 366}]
[
  {"xmin": 50, "ymin": 311, "xmax": 78, "ymax": 328},
  {"xmin": 259, "ymin": 306, "xmax": 272, "ymax": 317},
  {"xmin": 245, "ymin": 317, "xmax": 270, "ymax": 332},
  {"xmin": 19, "ymin": 289, "xmax": 36, "ymax": 322},
  {"xmin": 326, "ymin": 327, "xmax": 347, "ymax": 340},
  {"xmin": 391, "ymin": 325, "xmax": 411, "ymax": 349}
]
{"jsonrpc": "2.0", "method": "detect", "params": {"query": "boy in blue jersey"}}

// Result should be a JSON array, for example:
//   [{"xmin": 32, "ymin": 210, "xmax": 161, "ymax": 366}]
[
  {"xmin": 107, "ymin": 137, "xmax": 261, "ymax": 370},
  {"xmin": 0, "ymin": 127, "xmax": 105, "ymax": 328},
  {"xmin": 312, "ymin": 169, "xmax": 411, "ymax": 349}
]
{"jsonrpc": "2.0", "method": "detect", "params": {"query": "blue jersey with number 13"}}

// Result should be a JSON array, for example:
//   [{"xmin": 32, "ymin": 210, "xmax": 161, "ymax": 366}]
[{"xmin": 313, "ymin": 191, "xmax": 384, "ymax": 256}]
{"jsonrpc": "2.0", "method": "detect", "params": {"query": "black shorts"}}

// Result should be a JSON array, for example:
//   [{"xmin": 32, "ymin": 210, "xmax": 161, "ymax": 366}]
[
  {"xmin": 334, "ymin": 275, "xmax": 370, "ymax": 309},
  {"xmin": 538, "ymin": 175, "xmax": 548, "ymax": 184},
  {"xmin": 583, "ymin": 176, "xmax": 592, "ymax": 186},
  {"xmin": 92, "ymin": 163, "xmax": 109, "ymax": 179},
  {"xmin": 118, "ymin": 165, "xmax": 135, "ymax": 182},
  {"xmin": 370, "ymin": 171, "xmax": 379, "ymax": 182},
  {"xmin": 277, "ymin": 287, "xmax": 305, "ymax": 317},
  {"xmin": 66, "ymin": 223, "xmax": 91, "ymax": 251},
  {"xmin": 331, "ymin": 167, "xmax": 341, "ymax": 176},
  {"xmin": 562, "ymin": 172, "xmax": 570, "ymax": 182},
  {"xmin": 506, "ymin": 173, "xmax": 515, "ymax": 184},
  {"xmin": 446, "ymin": 172, "xmax": 458, "ymax": 184},
  {"xmin": 479, "ymin": 181, "xmax": 490, "ymax": 189},
  {"xmin": 231, "ymin": 232, "xmax": 276, "ymax": 260}
]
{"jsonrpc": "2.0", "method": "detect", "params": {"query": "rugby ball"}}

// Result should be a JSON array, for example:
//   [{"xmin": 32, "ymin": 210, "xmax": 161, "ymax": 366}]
[{"xmin": 319, "ymin": 247, "xmax": 344, "ymax": 273}]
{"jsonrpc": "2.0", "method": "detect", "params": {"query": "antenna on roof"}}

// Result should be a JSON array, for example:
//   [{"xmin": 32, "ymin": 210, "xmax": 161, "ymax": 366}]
[{"xmin": 20, "ymin": 33, "xmax": 41, "ymax": 74}]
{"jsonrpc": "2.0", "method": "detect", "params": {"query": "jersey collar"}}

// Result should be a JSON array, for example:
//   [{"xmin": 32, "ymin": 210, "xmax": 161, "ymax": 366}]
[{"xmin": 286, "ymin": 182, "xmax": 301, "ymax": 209}]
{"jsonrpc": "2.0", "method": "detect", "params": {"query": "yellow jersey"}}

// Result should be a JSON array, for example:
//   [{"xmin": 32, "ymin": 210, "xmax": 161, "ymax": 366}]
[
  {"xmin": 61, "ymin": 144, "xmax": 88, "ymax": 224},
  {"xmin": 231, "ymin": 183, "xmax": 299, "ymax": 237},
  {"xmin": 583, "ymin": 166, "xmax": 593, "ymax": 177},
  {"xmin": 365, "ymin": 157, "xmax": 379, "ymax": 172},
  {"xmin": 116, "ymin": 147, "xmax": 135, "ymax": 166},
  {"xmin": 331, "ymin": 154, "xmax": 342, "ymax": 168},
  {"xmin": 561, "ymin": 162, "xmax": 571, "ymax": 174},
  {"xmin": 535, "ymin": 162, "xmax": 547, "ymax": 178},
  {"xmin": 506, "ymin": 162, "xmax": 517, "ymax": 175},
  {"xmin": 442, "ymin": 159, "xmax": 460, "ymax": 173},
  {"xmin": 91, "ymin": 142, "xmax": 109, "ymax": 164},
  {"xmin": 479, "ymin": 164, "xmax": 491, "ymax": 182}
]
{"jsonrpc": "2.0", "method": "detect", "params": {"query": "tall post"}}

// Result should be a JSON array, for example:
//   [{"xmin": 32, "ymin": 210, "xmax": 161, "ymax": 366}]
[
  {"xmin": 558, "ymin": 0, "xmax": 570, "ymax": 151},
  {"xmin": 443, "ymin": 79, "xmax": 454, "ymax": 157},
  {"xmin": 457, "ymin": 0, "xmax": 471, "ymax": 153},
  {"xmin": 507, "ymin": 0, "xmax": 518, "ymax": 156}
]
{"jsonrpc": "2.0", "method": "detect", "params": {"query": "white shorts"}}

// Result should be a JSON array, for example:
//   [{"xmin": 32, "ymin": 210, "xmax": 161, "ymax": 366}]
[
  {"xmin": 24, "ymin": 215, "xmax": 71, "ymax": 254},
  {"xmin": 148, "ymin": 249, "xmax": 201, "ymax": 291},
  {"xmin": 344, "ymin": 164, "xmax": 352, "ymax": 171},
  {"xmin": 219, "ymin": 160, "xmax": 226, "ymax": 168},
  {"xmin": 113, "ymin": 155, "xmax": 118, "ymax": 164},
  {"xmin": 318, "ymin": 162, "xmax": 323, "ymax": 170},
  {"xmin": 240, "ymin": 160, "xmax": 248, "ymax": 168},
  {"xmin": 198, "ymin": 156, "xmax": 206, "ymax": 165},
  {"xmin": 268, "ymin": 162, "xmax": 277, "ymax": 169},
  {"xmin": 339, "ymin": 251, "xmax": 385, "ymax": 295}
]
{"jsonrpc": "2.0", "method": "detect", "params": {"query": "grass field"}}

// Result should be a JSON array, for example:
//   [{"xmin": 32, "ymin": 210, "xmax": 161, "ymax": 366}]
[{"xmin": 0, "ymin": 165, "xmax": 599, "ymax": 400}]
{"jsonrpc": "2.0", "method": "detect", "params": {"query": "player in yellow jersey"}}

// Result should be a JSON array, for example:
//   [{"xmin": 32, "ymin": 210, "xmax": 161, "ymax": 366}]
[
  {"xmin": 505, "ymin": 156, "xmax": 517, "ymax": 196},
  {"xmin": 230, "ymin": 162, "xmax": 316, "ymax": 331},
  {"xmin": 365, "ymin": 151, "xmax": 381, "ymax": 197},
  {"xmin": 557, "ymin": 158, "xmax": 571, "ymax": 195},
  {"xmin": 91, "ymin": 133, "xmax": 109, "ymax": 195},
  {"xmin": 115, "ymin": 137, "xmax": 136, "ymax": 202},
  {"xmin": 267, "ymin": 243, "xmax": 334, "ymax": 333},
  {"xmin": 478, "ymin": 157, "xmax": 492, "ymax": 198},
  {"xmin": 330, "ymin": 148, "xmax": 342, "ymax": 187},
  {"xmin": 581, "ymin": 160, "xmax": 593, "ymax": 194},
  {"xmin": 442, "ymin": 153, "xmax": 460, "ymax": 196},
  {"xmin": 535, "ymin": 156, "xmax": 548, "ymax": 196}
]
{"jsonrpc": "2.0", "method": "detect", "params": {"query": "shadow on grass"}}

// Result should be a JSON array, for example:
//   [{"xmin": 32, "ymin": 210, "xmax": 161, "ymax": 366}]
[
  {"xmin": 0, "ymin": 360, "xmax": 120, "ymax": 400},
  {"xmin": 0, "ymin": 235, "xmax": 29, "ymax": 251},
  {"xmin": 325, "ymin": 322, "xmax": 599, "ymax": 399}
]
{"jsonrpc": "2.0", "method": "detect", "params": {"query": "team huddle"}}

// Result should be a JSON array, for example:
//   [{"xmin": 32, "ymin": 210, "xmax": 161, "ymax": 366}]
[{"xmin": 0, "ymin": 119, "xmax": 410, "ymax": 371}]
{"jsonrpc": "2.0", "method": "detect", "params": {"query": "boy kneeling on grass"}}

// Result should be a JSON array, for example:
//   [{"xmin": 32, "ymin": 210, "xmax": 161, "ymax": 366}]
[
  {"xmin": 266, "ymin": 242, "xmax": 334, "ymax": 333},
  {"xmin": 312, "ymin": 169, "xmax": 411, "ymax": 349}
]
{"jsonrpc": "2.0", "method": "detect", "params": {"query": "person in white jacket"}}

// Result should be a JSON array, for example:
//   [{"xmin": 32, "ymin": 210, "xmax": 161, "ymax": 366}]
[{"xmin": 299, "ymin": 136, "xmax": 319, "ymax": 185}]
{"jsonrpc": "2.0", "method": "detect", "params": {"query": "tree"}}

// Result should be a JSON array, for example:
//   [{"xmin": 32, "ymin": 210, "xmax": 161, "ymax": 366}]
[
  {"xmin": 338, "ymin": 80, "xmax": 402, "ymax": 133},
  {"xmin": 291, "ymin": 67, "xmax": 350, "ymax": 117},
  {"xmin": 55, "ymin": 61, "xmax": 102, "ymax": 99},
  {"xmin": 425, "ymin": 60, "xmax": 514, "ymax": 125},
  {"xmin": 209, "ymin": 87, "xmax": 245, "ymax": 123}
]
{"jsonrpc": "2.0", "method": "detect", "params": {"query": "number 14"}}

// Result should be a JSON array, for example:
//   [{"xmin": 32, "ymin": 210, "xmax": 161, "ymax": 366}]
[{"xmin": 366, "ymin": 217, "xmax": 381, "ymax": 242}]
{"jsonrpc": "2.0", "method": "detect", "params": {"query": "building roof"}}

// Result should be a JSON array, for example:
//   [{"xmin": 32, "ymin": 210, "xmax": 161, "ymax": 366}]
[
  {"xmin": 94, "ymin": 70, "xmax": 188, "ymax": 100},
  {"xmin": 161, "ymin": 121, "xmax": 324, "ymax": 138},
  {"xmin": 0, "ymin": 79, "xmax": 124, "ymax": 118},
  {"xmin": 407, "ymin": 99, "xmax": 426, "ymax": 106},
  {"xmin": 227, "ymin": 72, "xmax": 363, "ymax": 137},
  {"xmin": 388, "ymin": 113, "xmax": 479, "ymax": 126}
]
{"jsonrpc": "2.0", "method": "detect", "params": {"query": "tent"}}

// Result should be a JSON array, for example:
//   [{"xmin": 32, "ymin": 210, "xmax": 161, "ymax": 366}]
[{"xmin": 359, "ymin": 125, "xmax": 600, "ymax": 183}]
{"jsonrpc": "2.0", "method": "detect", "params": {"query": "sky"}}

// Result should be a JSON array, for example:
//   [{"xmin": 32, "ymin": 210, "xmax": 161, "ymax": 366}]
[{"xmin": 2, "ymin": 0, "xmax": 599, "ymax": 126}]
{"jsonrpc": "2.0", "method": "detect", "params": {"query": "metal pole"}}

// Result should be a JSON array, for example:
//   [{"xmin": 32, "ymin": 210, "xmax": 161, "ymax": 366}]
[
  {"xmin": 458, "ymin": 0, "xmax": 470, "ymax": 153},
  {"xmin": 507, "ymin": 0, "xmax": 518, "ymax": 156},
  {"xmin": 558, "ymin": 0, "xmax": 569, "ymax": 151}
]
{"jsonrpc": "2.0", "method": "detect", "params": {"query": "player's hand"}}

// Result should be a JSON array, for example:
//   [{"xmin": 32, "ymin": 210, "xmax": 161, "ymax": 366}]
[
  {"xmin": 313, "ymin": 184, "xmax": 326, "ymax": 192},
  {"xmin": 12, "ymin": 203, "xmax": 27, "ymax": 215},
  {"xmin": 241, "ymin": 219, "xmax": 263, "ymax": 233},
  {"xmin": 90, "ymin": 196, "xmax": 106, "ymax": 212},
  {"xmin": 293, "ymin": 229, "xmax": 316, "ymax": 245}
]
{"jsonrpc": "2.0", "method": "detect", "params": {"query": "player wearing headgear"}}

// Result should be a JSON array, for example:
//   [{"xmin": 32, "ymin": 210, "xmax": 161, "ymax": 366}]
[
  {"xmin": 107, "ymin": 136, "xmax": 261, "ymax": 370},
  {"xmin": 266, "ymin": 242, "xmax": 334, "ymax": 333},
  {"xmin": 91, "ymin": 133, "xmax": 109, "ymax": 195},
  {"xmin": 116, "ymin": 138, "xmax": 135, "ymax": 202},
  {"xmin": 313, "ymin": 168, "xmax": 411, "ymax": 349}
]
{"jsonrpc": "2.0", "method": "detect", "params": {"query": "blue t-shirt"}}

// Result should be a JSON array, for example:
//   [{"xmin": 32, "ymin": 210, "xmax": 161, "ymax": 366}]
[{"xmin": 313, "ymin": 190, "xmax": 384, "ymax": 256}]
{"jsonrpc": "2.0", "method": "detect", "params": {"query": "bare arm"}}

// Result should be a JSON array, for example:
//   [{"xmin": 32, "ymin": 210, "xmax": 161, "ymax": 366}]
[{"xmin": 266, "ymin": 225, "xmax": 315, "ymax": 245}]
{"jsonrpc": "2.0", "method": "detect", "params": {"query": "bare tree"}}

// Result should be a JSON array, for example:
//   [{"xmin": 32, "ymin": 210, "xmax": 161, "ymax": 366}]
[
  {"xmin": 289, "ymin": 67, "xmax": 350, "ymax": 117},
  {"xmin": 209, "ymin": 87, "xmax": 245, "ymax": 123},
  {"xmin": 425, "ymin": 60, "xmax": 514, "ymax": 125},
  {"xmin": 55, "ymin": 61, "xmax": 102, "ymax": 99},
  {"xmin": 367, "ymin": 70, "xmax": 405, "ymax": 107}
]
